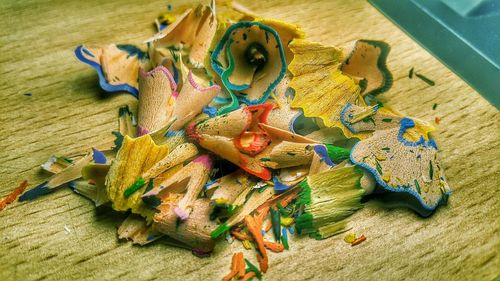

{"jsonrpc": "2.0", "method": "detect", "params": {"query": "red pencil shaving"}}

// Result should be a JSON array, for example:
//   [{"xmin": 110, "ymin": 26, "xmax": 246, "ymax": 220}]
[
  {"xmin": 0, "ymin": 180, "xmax": 28, "ymax": 211},
  {"xmin": 351, "ymin": 234, "xmax": 366, "ymax": 246}
]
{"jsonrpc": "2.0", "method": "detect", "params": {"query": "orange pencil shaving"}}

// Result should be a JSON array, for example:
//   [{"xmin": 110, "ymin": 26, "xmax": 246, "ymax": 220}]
[
  {"xmin": 264, "ymin": 219, "xmax": 273, "ymax": 232},
  {"xmin": 231, "ymin": 230, "xmax": 252, "ymax": 241},
  {"xmin": 241, "ymin": 271, "xmax": 256, "ymax": 281},
  {"xmin": 222, "ymin": 252, "xmax": 245, "ymax": 281},
  {"xmin": 237, "ymin": 252, "xmax": 245, "ymax": 278},
  {"xmin": 0, "ymin": 180, "xmax": 28, "ymax": 211},
  {"xmin": 351, "ymin": 234, "xmax": 366, "ymax": 246},
  {"xmin": 264, "ymin": 241, "xmax": 285, "ymax": 253},
  {"xmin": 222, "ymin": 252, "xmax": 240, "ymax": 281},
  {"xmin": 256, "ymin": 187, "xmax": 298, "ymax": 214},
  {"xmin": 244, "ymin": 215, "xmax": 268, "ymax": 273}
]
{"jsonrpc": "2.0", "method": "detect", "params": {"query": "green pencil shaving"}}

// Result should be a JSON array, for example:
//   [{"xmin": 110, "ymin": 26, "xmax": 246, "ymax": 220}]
[
  {"xmin": 324, "ymin": 144, "xmax": 351, "ymax": 163},
  {"xmin": 245, "ymin": 258, "xmax": 263, "ymax": 280},
  {"xmin": 270, "ymin": 207, "xmax": 281, "ymax": 242},
  {"xmin": 281, "ymin": 228, "xmax": 289, "ymax": 250},
  {"xmin": 295, "ymin": 166, "xmax": 365, "ymax": 239},
  {"xmin": 124, "ymin": 177, "xmax": 146, "ymax": 198}
]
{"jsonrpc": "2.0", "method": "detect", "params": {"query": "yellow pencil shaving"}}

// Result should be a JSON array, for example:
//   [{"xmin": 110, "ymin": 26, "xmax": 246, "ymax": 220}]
[
  {"xmin": 349, "ymin": 105, "xmax": 378, "ymax": 124},
  {"xmin": 382, "ymin": 174, "xmax": 391, "ymax": 183},
  {"xmin": 280, "ymin": 217, "xmax": 294, "ymax": 227},
  {"xmin": 105, "ymin": 135, "xmax": 171, "ymax": 221},
  {"xmin": 141, "ymin": 143, "xmax": 198, "ymax": 181},
  {"xmin": 242, "ymin": 240, "xmax": 253, "ymax": 249},
  {"xmin": 270, "ymin": 91, "xmax": 282, "ymax": 109},
  {"xmin": 158, "ymin": 14, "xmax": 176, "ymax": 25},
  {"xmin": 344, "ymin": 233, "xmax": 357, "ymax": 244},
  {"xmin": 288, "ymin": 39, "xmax": 369, "ymax": 139},
  {"xmin": 215, "ymin": 198, "xmax": 229, "ymax": 205}
]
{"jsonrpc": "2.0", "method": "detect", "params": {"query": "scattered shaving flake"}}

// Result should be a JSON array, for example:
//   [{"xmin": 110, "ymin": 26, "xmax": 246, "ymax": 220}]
[
  {"xmin": 408, "ymin": 67, "xmax": 414, "ymax": 78},
  {"xmin": 351, "ymin": 234, "xmax": 366, "ymax": 246},
  {"xmin": 92, "ymin": 148, "xmax": 107, "ymax": 164},
  {"xmin": 344, "ymin": 233, "xmax": 356, "ymax": 244},
  {"xmin": 223, "ymin": 252, "xmax": 245, "ymax": 281},
  {"xmin": 288, "ymin": 39, "xmax": 367, "ymax": 139},
  {"xmin": 415, "ymin": 73, "xmax": 435, "ymax": 86},
  {"xmin": 64, "ymin": 225, "xmax": 71, "ymax": 234},
  {"xmin": 0, "ymin": 180, "xmax": 28, "ymax": 211}
]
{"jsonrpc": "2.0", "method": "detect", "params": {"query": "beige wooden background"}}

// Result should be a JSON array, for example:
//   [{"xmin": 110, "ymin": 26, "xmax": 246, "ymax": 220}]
[{"xmin": 0, "ymin": 0, "xmax": 498, "ymax": 280}]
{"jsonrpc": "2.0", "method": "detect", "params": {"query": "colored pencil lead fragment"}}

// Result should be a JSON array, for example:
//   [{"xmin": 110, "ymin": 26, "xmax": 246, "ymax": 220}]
[
  {"xmin": 351, "ymin": 234, "xmax": 366, "ymax": 246},
  {"xmin": 344, "ymin": 233, "xmax": 356, "ymax": 244},
  {"xmin": 281, "ymin": 227, "xmax": 289, "ymax": 250},
  {"xmin": 124, "ymin": 178, "xmax": 147, "ymax": 198},
  {"xmin": 415, "ymin": 73, "xmax": 435, "ymax": 86},
  {"xmin": 270, "ymin": 207, "xmax": 281, "ymax": 242},
  {"xmin": 245, "ymin": 258, "xmax": 262, "ymax": 281},
  {"xmin": 0, "ymin": 180, "xmax": 28, "ymax": 211},
  {"xmin": 92, "ymin": 148, "xmax": 107, "ymax": 164}
]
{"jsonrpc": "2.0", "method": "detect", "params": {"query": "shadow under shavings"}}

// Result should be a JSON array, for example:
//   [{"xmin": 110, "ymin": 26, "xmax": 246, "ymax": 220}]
[
  {"xmin": 68, "ymin": 72, "xmax": 120, "ymax": 101},
  {"xmin": 363, "ymin": 188, "xmax": 448, "ymax": 218}
]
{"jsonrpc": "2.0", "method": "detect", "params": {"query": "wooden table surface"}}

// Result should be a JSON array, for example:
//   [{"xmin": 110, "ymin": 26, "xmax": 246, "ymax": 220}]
[{"xmin": 1, "ymin": 0, "xmax": 499, "ymax": 280}]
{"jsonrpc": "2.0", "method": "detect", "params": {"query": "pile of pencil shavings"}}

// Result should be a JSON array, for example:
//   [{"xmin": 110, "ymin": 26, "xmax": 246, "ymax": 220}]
[{"xmin": 18, "ymin": 0, "xmax": 452, "ymax": 279}]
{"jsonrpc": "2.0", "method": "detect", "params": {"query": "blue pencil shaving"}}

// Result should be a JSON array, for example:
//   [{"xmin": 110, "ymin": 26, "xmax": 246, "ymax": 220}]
[
  {"xmin": 313, "ymin": 145, "xmax": 335, "ymax": 166},
  {"xmin": 18, "ymin": 181, "xmax": 51, "ymax": 201},
  {"xmin": 204, "ymin": 179, "xmax": 219, "ymax": 191},
  {"xmin": 272, "ymin": 176, "xmax": 290, "ymax": 193},
  {"xmin": 202, "ymin": 106, "xmax": 218, "ymax": 117},
  {"xmin": 281, "ymin": 227, "xmax": 289, "ymax": 250},
  {"xmin": 92, "ymin": 148, "xmax": 107, "ymax": 164},
  {"xmin": 165, "ymin": 130, "xmax": 185, "ymax": 137}
]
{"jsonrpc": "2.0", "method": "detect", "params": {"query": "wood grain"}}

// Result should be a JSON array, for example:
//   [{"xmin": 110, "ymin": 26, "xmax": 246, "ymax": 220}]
[{"xmin": 0, "ymin": 0, "xmax": 499, "ymax": 280}]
